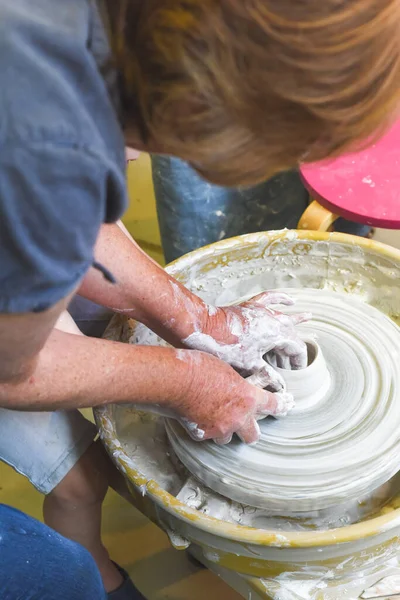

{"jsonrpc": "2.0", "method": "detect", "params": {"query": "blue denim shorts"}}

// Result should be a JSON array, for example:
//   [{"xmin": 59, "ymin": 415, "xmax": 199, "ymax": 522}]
[
  {"xmin": 0, "ymin": 297, "xmax": 113, "ymax": 494},
  {"xmin": 0, "ymin": 408, "xmax": 98, "ymax": 494},
  {"xmin": 0, "ymin": 504, "xmax": 106, "ymax": 600}
]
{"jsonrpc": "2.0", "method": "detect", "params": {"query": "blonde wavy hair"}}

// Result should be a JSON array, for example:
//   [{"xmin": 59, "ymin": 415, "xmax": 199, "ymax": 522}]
[{"xmin": 114, "ymin": 0, "xmax": 400, "ymax": 186}]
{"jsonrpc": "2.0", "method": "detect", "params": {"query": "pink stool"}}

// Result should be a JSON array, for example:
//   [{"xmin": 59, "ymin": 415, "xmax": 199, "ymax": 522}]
[{"xmin": 298, "ymin": 120, "xmax": 400, "ymax": 232}]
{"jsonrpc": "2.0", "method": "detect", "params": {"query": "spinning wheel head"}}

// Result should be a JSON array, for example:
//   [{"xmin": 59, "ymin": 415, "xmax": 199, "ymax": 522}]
[{"xmin": 166, "ymin": 289, "xmax": 400, "ymax": 512}]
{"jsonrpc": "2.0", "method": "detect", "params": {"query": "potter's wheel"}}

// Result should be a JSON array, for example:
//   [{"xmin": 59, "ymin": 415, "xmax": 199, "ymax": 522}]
[
  {"xmin": 166, "ymin": 288, "xmax": 400, "ymax": 512},
  {"xmin": 98, "ymin": 232, "xmax": 400, "ymax": 600}
]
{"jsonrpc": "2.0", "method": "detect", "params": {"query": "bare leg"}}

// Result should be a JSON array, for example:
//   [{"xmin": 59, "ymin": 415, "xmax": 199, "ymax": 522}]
[
  {"xmin": 93, "ymin": 438, "xmax": 136, "ymax": 506},
  {"xmin": 43, "ymin": 440, "xmax": 124, "ymax": 593},
  {"xmin": 45, "ymin": 312, "xmax": 136, "ymax": 591}
]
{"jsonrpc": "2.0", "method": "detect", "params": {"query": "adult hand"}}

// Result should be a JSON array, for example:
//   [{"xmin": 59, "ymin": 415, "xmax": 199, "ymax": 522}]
[
  {"xmin": 184, "ymin": 292, "xmax": 311, "ymax": 392},
  {"xmin": 170, "ymin": 350, "xmax": 294, "ymax": 445}
]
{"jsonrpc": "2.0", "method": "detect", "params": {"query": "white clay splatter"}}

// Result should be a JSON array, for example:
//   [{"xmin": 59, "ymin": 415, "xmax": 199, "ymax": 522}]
[
  {"xmin": 206, "ymin": 304, "xmax": 219, "ymax": 316},
  {"xmin": 180, "ymin": 418, "xmax": 205, "ymax": 441},
  {"xmin": 362, "ymin": 175, "xmax": 376, "ymax": 188}
]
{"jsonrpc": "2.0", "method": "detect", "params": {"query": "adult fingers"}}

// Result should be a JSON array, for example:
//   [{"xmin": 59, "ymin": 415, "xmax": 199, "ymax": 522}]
[
  {"xmin": 290, "ymin": 311, "xmax": 312, "ymax": 325},
  {"xmin": 290, "ymin": 350, "xmax": 308, "ymax": 370},
  {"xmin": 275, "ymin": 353, "xmax": 291, "ymax": 370},
  {"xmin": 253, "ymin": 386, "xmax": 295, "ymax": 418},
  {"xmin": 214, "ymin": 433, "xmax": 233, "ymax": 445},
  {"xmin": 245, "ymin": 291, "xmax": 295, "ymax": 308},
  {"xmin": 246, "ymin": 362, "xmax": 286, "ymax": 391},
  {"xmin": 237, "ymin": 418, "xmax": 261, "ymax": 444},
  {"xmin": 274, "ymin": 339, "xmax": 308, "ymax": 370},
  {"xmin": 180, "ymin": 418, "xmax": 206, "ymax": 441}
]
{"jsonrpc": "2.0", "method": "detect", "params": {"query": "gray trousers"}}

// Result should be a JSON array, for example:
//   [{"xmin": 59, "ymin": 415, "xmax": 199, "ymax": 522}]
[{"xmin": 152, "ymin": 156, "xmax": 370, "ymax": 264}]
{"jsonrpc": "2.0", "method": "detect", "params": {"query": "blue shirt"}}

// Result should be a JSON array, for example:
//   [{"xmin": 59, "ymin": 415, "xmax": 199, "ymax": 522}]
[{"xmin": 0, "ymin": 0, "xmax": 127, "ymax": 312}]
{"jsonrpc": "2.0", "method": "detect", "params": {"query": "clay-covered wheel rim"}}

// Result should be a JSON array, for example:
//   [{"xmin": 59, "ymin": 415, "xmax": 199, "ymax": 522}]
[{"xmin": 95, "ymin": 230, "xmax": 400, "ymax": 549}]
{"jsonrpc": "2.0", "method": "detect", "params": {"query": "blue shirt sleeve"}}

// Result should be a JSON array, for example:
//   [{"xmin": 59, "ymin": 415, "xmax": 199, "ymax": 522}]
[
  {"xmin": 0, "ymin": 141, "xmax": 126, "ymax": 313},
  {"xmin": 0, "ymin": 0, "xmax": 128, "ymax": 313}
]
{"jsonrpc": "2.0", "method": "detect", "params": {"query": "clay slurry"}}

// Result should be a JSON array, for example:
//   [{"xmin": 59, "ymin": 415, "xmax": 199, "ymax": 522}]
[{"xmin": 166, "ymin": 288, "xmax": 400, "ymax": 512}]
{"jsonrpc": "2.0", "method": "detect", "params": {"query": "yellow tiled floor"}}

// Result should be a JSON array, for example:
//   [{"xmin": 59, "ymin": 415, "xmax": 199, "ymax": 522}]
[
  {"xmin": 125, "ymin": 154, "xmax": 165, "ymax": 265},
  {"xmin": 0, "ymin": 156, "xmax": 241, "ymax": 599},
  {"xmin": 0, "ymin": 459, "xmax": 241, "ymax": 599}
]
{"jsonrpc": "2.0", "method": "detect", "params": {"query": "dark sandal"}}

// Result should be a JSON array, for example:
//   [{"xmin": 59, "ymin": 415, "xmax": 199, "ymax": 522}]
[{"xmin": 107, "ymin": 563, "xmax": 147, "ymax": 600}]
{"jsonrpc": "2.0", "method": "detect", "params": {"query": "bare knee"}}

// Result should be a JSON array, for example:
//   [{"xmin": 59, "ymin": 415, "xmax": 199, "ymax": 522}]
[{"xmin": 46, "ymin": 442, "xmax": 109, "ymax": 509}]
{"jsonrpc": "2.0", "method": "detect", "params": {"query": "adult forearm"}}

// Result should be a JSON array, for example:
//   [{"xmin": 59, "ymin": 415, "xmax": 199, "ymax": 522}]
[
  {"xmin": 78, "ymin": 223, "xmax": 208, "ymax": 344},
  {"xmin": 0, "ymin": 329, "xmax": 193, "ymax": 412},
  {"xmin": 0, "ymin": 325, "xmax": 293, "ymax": 444},
  {"xmin": 0, "ymin": 307, "xmax": 294, "ymax": 444}
]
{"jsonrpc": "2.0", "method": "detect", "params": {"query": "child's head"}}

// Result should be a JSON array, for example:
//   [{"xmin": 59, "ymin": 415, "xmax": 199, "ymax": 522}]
[{"xmin": 117, "ymin": 0, "xmax": 400, "ymax": 186}]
